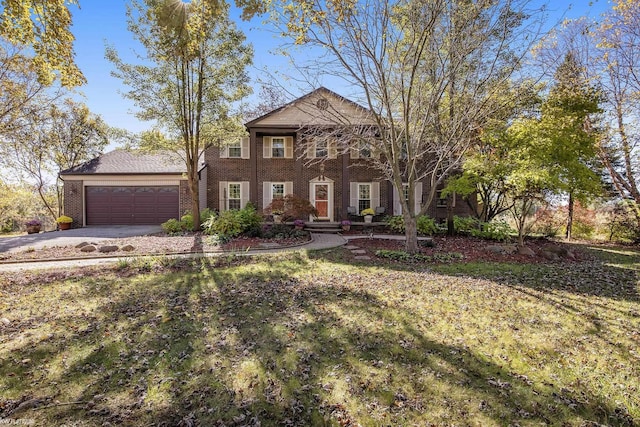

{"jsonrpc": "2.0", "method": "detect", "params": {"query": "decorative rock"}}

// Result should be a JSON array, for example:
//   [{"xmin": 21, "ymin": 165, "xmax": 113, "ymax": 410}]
[
  {"xmin": 0, "ymin": 318, "xmax": 10, "ymax": 326},
  {"xmin": 121, "ymin": 245, "xmax": 135, "ymax": 252},
  {"xmin": 98, "ymin": 245, "xmax": 119, "ymax": 253},
  {"xmin": 80, "ymin": 245, "xmax": 97, "ymax": 252},
  {"xmin": 540, "ymin": 250, "xmax": 560, "ymax": 261},
  {"xmin": 344, "ymin": 245, "xmax": 360, "ymax": 250},
  {"xmin": 486, "ymin": 245, "xmax": 507, "ymax": 254},
  {"xmin": 545, "ymin": 245, "xmax": 569, "ymax": 256},
  {"xmin": 565, "ymin": 250, "xmax": 576, "ymax": 260},
  {"xmin": 354, "ymin": 256, "xmax": 371, "ymax": 260},
  {"xmin": 351, "ymin": 249, "xmax": 367, "ymax": 255},
  {"xmin": 518, "ymin": 246, "xmax": 536, "ymax": 256},
  {"xmin": 75, "ymin": 242, "xmax": 89, "ymax": 249}
]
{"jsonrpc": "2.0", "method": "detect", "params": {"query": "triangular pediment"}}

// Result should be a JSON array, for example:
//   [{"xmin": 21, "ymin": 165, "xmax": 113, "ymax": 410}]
[{"xmin": 246, "ymin": 87, "xmax": 377, "ymax": 128}]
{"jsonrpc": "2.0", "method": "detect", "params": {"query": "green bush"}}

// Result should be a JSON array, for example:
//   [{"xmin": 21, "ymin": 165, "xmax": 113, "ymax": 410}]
[
  {"xmin": 181, "ymin": 213, "xmax": 194, "ymax": 231},
  {"xmin": 385, "ymin": 215, "xmax": 406, "ymax": 233},
  {"xmin": 385, "ymin": 215, "xmax": 439, "ymax": 235},
  {"xmin": 417, "ymin": 216, "xmax": 438, "ymax": 236},
  {"xmin": 161, "ymin": 218, "xmax": 183, "ymax": 235},
  {"xmin": 453, "ymin": 216, "xmax": 481, "ymax": 234},
  {"xmin": 374, "ymin": 249, "xmax": 463, "ymax": 263},
  {"xmin": 260, "ymin": 223, "xmax": 308, "ymax": 239},
  {"xmin": 470, "ymin": 220, "xmax": 513, "ymax": 242},
  {"xmin": 202, "ymin": 204, "xmax": 263, "ymax": 240},
  {"xmin": 200, "ymin": 208, "xmax": 215, "ymax": 225}
]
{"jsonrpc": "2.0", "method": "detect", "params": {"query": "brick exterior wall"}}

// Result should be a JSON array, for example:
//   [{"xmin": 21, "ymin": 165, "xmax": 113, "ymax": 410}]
[
  {"xmin": 179, "ymin": 180, "xmax": 193, "ymax": 216},
  {"xmin": 206, "ymin": 129, "xmax": 478, "ymax": 222},
  {"xmin": 62, "ymin": 180, "xmax": 84, "ymax": 228}
]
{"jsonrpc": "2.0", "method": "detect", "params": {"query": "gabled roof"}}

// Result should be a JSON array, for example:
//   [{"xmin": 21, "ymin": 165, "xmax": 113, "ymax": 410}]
[
  {"xmin": 245, "ymin": 87, "xmax": 376, "ymax": 128},
  {"xmin": 60, "ymin": 149, "xmax": 187, "ymax": 175}
]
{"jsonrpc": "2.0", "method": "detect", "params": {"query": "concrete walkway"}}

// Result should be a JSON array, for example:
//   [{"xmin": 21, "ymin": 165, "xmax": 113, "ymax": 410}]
[{"xmin": 0, "ymin": 233, "xmax": 347, "ymax": 272}]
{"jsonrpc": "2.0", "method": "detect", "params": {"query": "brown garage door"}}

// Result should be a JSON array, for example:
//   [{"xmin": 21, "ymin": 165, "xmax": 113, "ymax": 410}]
[{"xmin": 86, "ymin": 186, "xmax": 179, "ymax": 225}]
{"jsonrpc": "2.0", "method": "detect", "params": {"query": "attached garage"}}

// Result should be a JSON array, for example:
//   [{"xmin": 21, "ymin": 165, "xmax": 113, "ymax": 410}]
[
  {"xmin": 85, "ymin": 186, "xmax": 179, "ymax": 225},
  {"xmin": 59, "ymin": 150, "xmax": 202, "ymax": 227}
]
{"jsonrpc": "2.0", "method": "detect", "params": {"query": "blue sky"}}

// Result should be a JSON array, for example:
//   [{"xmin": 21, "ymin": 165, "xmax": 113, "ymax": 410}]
[{"xmin": 69, "ymin": 0, "xmax": 613, "ymax": 142}]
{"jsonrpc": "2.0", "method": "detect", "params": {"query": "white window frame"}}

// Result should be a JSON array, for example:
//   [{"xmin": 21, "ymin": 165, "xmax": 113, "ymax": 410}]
[
  {"xmin": 219, "ymin": 181, "xmax": 249, "ymax": 211},
  {"xmin": 227, "ymin": 182, "xmax": 242, "ymax": 210},
  {"xmin": 227, "ymin": 141, "xmax": 242, "ymax": 158},
  {"xmin": 358, "ymin": 183, "xmax": 372, "ymax": 214},
  {"xmin": 271, "ymin": 182, "xmax": 286, "ymax": 200},
  {"xmin": 271, "ymin": 137, "xmax": 285, "ymax": 158},
  {"xmin": 220, "ymin": 137, "xmax": 250, "ymax": 159}
]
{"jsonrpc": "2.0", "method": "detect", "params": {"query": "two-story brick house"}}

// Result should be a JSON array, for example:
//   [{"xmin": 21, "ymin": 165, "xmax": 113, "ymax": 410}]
[{"xmin": 61, "ymin": 87, "xmax": 474, "ymax": 226}]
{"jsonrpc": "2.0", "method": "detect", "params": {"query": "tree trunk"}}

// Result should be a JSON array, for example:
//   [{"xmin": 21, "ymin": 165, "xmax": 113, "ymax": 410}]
[
  {"xmin": 404, "ymin": 215, "xmax": 419, "ymax": 253},
  {"xmin": 565, "ymin": 192, "xmax": 574, "ymax": 240},
  {"xmin": 189, "ymin": 172, "xmax": 201, "ymax": 231}
]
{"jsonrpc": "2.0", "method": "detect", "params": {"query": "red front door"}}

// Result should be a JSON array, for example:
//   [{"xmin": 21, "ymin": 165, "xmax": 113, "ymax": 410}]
[{"xmin": 314, "ymin": 184, "xmax": 329, "ymax": 219}]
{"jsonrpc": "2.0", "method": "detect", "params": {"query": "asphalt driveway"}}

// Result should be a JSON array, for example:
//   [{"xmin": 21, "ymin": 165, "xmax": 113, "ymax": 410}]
[{"xmin": 0, "ymin": 225, "xmax": 163, "ymax": 253}]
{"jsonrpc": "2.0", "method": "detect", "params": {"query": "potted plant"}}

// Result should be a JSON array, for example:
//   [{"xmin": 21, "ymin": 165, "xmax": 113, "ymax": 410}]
[
  {"xmin": 56, "ymin": 215, "xmax": 73, "ymax": 230},
  {"xmin": 360, "ymin": 208, "xmax": 375, "ymax": 223},
  {"xmin": 25, "ymin": 219, "xmax": 42, "ymax": 234},
  {"xmin": 341, "ymin": 219, "xmax": 351, "ymax": 231},
  {"xmin": 293, "ymin": 219, "xmax": 305, "ymax": 230}
]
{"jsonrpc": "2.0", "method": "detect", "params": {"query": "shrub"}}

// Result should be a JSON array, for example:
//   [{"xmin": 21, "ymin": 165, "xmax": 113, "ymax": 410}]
[
  {"xmin": 161, "ymin": 218, "xmax": 183, "ymax": 235},
  {"xmin": 374, "ymin": 249, "xmax": 463, "ymax": 263},
  {"xmin": 470, "ymin": 220, "xmax": 513, "ymax": 242},
  {"xmin": 385, "ymin": 215, "xmax": 405, "ymax": 233},
  {"xmin": 200, "ymin": 208, "xmax": 215, "ymax": 225},
  {"xmin": 417, "ymin": 216, "xmax": 438, "ymax": 236},
  {"xmin": 265, "ymin": 194, "xmax": 318, "ymax": 220},
  {"xmin": 202, "ymin": 204, "xmax": 263, "ymax": 240},
  {"xmin": 180, "ymin": 213, "xmax": 194, "ymax": 231},
  {"xmin": 385, "ymin": 215, "xmax": 439, "ymax": 235},
  {"xmin": 453, "ymin": 216, "xmax": 481, "ymax": 234}
]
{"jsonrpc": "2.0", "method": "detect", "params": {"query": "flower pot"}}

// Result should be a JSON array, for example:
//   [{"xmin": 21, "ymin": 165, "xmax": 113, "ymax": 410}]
[
  {"xmin": 273, "ymin": 214, "xmax": 282, "ymax": 224},
  {"xmin": 364, "ymin": 215, "xmax": 373, "ymax": 223},
  {"xmin": 59, "ymin": 222, "xmax": 71, "ymax": 230},
  {"xmin": 26, "ymin": 225, "xmax": 41, "ymax": 234},
  {"xmin": 341, "ymin": 225, "xmax": 351, "ymax": 231}
]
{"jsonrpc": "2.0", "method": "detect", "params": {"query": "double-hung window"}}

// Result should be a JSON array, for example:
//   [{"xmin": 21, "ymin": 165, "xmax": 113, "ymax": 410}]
[
  {"xmin": 358, "ymin": 183, "xmax": 372, "ymax": 214},
  {"xmin": 315, "ymin": 140, "xmax": 328, "ymax": 158},
  {"xmin": 272, "ymin": 137, "xmax": 285, "ymax": 158},
  {"xmin": 271, "ymin": 183, "xmax": 285, "ymax": 200},
  {"xmin": 228, "ymin": 183, "xmax": 242, "ymax": 210},
  {"xmin": 228, "ymin": 141, "xmax": 242, "ymax": 158}
]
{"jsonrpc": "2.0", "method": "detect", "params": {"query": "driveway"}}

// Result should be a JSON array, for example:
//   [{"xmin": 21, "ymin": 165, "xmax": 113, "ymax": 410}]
[{"xmin": 0, "ymin": 225, "xmax": 162, "ymax": 253}]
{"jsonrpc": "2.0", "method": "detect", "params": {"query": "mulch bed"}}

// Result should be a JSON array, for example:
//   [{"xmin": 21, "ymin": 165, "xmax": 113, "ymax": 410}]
[{"xmin": 344, "ymin": 235, "xmax": 586, "ymax": 263}]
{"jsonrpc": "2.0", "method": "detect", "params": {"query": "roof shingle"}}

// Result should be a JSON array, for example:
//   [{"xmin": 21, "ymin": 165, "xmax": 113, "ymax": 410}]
[{"xmin": 60, "ymin": 149, "xmax": 187, "ymax": 175}]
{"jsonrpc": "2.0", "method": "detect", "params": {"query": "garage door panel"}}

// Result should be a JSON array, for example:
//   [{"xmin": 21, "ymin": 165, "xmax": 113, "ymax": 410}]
[{"xmin": 86, "ymin": 186, "xmax": 179, "ymax": 225}]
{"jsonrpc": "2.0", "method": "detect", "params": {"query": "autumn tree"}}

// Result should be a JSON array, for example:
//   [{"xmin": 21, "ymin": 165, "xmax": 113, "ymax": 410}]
[
  {"xmin": 266, "ymin": 0, "xmax": 544, "ymax": 252},
  {"xmin": 538, "ymin": 52, "xmax": 603, "ymax": 239},
  {"xmin": 0, "ymin": 0, "xmax": 84, "ymax": 87},
  {"xmin": 107, "ymin": 0, "xmax": 252, "ymax": 230},
  {"xmin": 594, "ymin": 0, "xmax": 640, "ymax": 226},
  {"xmin": 0, "ymin": 99, "xmax": 108, "ymax": 220}
]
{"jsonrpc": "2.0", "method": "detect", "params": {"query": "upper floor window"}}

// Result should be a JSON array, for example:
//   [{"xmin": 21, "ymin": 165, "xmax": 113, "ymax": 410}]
[
  {"xmin": 263, "ymin": 136, "xmax": 293, "ymax": 159},
  {"xmin": 351, "ymin": 139, "xmax": 373, "ymax": 159},
  {"xmin": 315, "ymin": 140, "xmax": 328, "ymax": 158},
  {"xmin": 220, "ymin": 137, "xmax": 249, "ymax": 159},
  {"xmin": 272, "ymin": 137, "xmax": 285, "ymax": 158},
  {"xmin": 228, "ymin": 141, "xmax": 242, "ymax": 158}
]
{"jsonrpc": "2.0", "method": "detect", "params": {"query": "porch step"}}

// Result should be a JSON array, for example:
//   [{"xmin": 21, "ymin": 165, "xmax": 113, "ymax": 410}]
[{"xmin": 304, "ymin": 222, "xmax": 342, "ymax": 234}]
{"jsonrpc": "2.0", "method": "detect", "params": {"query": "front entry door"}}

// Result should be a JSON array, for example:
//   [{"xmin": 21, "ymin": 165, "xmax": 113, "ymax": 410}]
[{"xmin": 313, "ymin": 183, "xmax": 330, "ymax": 220}]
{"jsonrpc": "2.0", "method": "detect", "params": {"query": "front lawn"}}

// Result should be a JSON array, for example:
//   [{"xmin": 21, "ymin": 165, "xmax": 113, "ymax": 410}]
[{"xmin": 0, "ymin": 244, "xmax": 638, "ymax": 426}]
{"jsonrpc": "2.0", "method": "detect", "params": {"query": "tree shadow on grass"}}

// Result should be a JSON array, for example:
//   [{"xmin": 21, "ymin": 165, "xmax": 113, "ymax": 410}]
[{"xmin": 0, "ymin": 254, "xmax": 637, "ymax": 425}]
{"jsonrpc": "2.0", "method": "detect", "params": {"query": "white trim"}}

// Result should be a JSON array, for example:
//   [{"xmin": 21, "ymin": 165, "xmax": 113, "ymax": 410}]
[{"xmin": 309, "ymin": 176, "xmax": 334, "ymax": 222}]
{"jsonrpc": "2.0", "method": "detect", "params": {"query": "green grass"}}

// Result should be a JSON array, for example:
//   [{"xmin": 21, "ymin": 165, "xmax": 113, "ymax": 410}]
[{"xmin": 0, "ymin": 246, "xmax": 639, "ymax": 426}]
